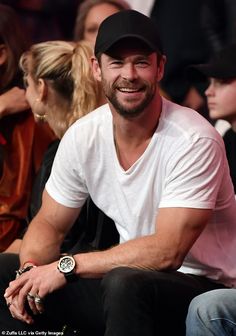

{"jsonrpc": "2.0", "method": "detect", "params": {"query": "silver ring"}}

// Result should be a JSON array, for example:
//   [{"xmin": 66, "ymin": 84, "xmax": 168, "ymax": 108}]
[
  {"xmin": 34, "ymin": 295, "xmax": 43, "ymax": 305},
  {"xmin": 27, "ymin": 293, "xmax": 35, "ymax": 301}
]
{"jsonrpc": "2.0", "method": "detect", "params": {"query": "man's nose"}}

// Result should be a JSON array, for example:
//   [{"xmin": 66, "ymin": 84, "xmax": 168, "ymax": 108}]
[{"xmin": 121, "ymin": 63, "xmax": 138, "ymax": 81}]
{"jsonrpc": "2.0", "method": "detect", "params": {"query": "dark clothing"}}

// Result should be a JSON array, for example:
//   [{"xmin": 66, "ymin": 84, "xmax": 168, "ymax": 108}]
[
  {"xmin": 0, "ymin": 111, "xmax": 54, "ymax": 251},
  {"xmin": 223, "ymin": 128, "xmax": 236, "ymax": 193},
  {"xmin": 0, "ymin": 73, "xmax": 55, "ymax": 251},
  {"xmin": 201, "ymin": 0, "xmax": 236, "ymax": 53},
  {"xmin": 151, "ymin": 0, "xmax": 210, "ymax": 103},
  {"xmin": 0, "ymin": 254, "xmax": 225, "ymax": 336},
  {"xmin": 0, "ymin": 0, "xmax": 82, "ymax": 42},
  {"xmin": 28, "ymin": 140, "xmax": 60, "ymax": 221}
]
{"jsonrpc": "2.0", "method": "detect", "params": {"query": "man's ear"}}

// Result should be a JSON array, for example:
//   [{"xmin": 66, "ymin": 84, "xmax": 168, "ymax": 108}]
[
  {"xmin": 37, "ymin": 78, "xmax": 48, "ymax": 101},
  {"xmin": 91, "ymin": 56, "xmax": 102, "ymax": 82},
  {"xmin": 0, "ymin": 45, "xmax": 7, "ymax": 66}
]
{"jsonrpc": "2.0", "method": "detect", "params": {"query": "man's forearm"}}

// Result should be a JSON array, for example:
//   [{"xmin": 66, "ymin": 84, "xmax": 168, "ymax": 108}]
[
  {"xmin": 73, "ymin": 207, "xmax": 209, "ymax": 278},
  {"xmin": 74, "ymin": 234, "xmax": 184, "ymax": 278},
  {"xmin": 19, "ymin": 190, "xmax": 80, "ymax": 266},
  {"xmin": 19, "ymin": 217, "xmax": 64, "ymax": 266}
]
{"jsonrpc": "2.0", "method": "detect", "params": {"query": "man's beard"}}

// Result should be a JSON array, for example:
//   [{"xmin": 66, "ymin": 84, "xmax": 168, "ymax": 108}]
[{"xmin": 102, "ymin": 78, "xmax": 156, "ymax": 118}]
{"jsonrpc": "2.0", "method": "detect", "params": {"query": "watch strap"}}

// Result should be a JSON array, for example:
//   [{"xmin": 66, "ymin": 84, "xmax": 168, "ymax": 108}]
[{"xmin": 64, "ymin": 272, "xmax": 78, "ymax": 283}]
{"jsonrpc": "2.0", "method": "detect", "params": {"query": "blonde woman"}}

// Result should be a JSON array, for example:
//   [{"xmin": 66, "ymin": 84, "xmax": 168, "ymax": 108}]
[
  {"xmin": 6, "ymin": 40, "xmax": 105, "ymax": 253},
  {"xmin": 20, "ymin": 40, "xmax": 103, "ymax": 138}
]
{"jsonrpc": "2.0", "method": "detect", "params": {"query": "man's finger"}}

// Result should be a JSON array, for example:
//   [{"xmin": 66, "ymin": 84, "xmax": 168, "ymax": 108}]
[{"xmin": 9, "ymin": 298, "xmax": 34, "ymax": 324}]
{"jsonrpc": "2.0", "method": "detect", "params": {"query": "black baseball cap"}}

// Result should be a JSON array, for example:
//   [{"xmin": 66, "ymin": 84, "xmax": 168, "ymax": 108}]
[
  {"xmin": 188, "ymin": 44, "xmax": 236, "ymax": 81},
  {"xmin": 94, "ymin": 9, "xmax": 163, "ymax": 57}
]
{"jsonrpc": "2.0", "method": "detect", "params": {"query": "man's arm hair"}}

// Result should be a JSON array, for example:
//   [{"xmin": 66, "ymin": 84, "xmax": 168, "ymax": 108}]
[
  {"xmin": 19, "ymin": 190, "xmax": 81, "ymax": 266},
  {"xmin": 73, "ymin": 207, "xmax": 211, "ymax": 278}
]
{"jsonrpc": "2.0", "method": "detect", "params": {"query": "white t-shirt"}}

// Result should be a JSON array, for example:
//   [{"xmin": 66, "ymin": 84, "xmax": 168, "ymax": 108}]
[{"xmin": 46, "ymin": 98, "xmax": 236, "ymax": 287}]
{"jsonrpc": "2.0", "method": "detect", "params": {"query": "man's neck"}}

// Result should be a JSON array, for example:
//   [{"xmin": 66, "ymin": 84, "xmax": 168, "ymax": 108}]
[
  {"xmin": 111, "ymin": 94, "xmax": 162, "ymax": 144},
  {"xmin": 111, "ymin": 94, "xmax": 162, "ymax": 170}
]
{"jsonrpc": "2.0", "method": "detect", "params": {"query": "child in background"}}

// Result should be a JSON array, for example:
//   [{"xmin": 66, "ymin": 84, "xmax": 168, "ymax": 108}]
[{"xmin": 189, "ymin": 44, "xmax": 236, "ymax": 193}]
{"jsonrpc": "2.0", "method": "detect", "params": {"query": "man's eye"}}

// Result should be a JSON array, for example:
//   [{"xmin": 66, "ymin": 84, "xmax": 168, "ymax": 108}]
[
  {"xmin": 136, "ymin": 61, "xmax": 149, "ymax": 67},
  {"xmin": 109, "ymin": 61, "xmax": 123, "ymax": 67},
  {"xmin": 111, "ymin": 61, "xmax": 122, "ymax": 65}
]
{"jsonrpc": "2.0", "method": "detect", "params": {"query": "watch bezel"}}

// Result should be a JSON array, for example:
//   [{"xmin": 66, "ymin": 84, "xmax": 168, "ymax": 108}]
[{"xmin": 58, "ymin": 255, "xmax": 76, "ymax": 274}]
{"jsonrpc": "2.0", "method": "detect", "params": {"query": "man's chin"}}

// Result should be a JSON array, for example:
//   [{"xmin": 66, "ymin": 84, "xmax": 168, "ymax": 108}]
[
  {"xmin": 107, "ymin": 91, "xmax": 155, "ymax": 118},
  {"xmin": 116, "ymin": 106, "xmax": 145, "ymax": 118}
]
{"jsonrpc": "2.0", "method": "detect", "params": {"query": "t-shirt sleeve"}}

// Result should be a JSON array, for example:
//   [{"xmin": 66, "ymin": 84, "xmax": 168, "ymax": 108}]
[
  {"xmin": 159, "ymin": 137, "xmax": 226, "ymax": 209},
  {"xmin": 45, "ymin": 127, "xmax": 88, "ymax": 208}
]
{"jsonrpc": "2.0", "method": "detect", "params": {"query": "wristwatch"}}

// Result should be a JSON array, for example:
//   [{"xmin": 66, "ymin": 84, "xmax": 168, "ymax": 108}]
[{"xmin": 57, "ymin": 255, "xmax": 77, "ymax": 283}]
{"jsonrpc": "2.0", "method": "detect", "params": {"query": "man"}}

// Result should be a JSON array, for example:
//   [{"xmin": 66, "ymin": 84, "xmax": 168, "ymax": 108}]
[
  {"xmin": 1, "ymin": 10, "xmax": 236, "ymax": 336},
  {"xmin": 185, "ymin": 43, "xmax": 236, "ymax": 336}
]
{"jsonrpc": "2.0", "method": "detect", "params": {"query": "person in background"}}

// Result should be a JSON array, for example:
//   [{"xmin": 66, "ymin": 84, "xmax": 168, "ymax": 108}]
[
  {"xmin": 185, "ymin": 45, "xmax": 236, "ymax": 336},
  {"xmin": 1, "ymin": 10, "xmax": 235, "ymax": 336},
  {"xmin": 4, "ymin": 39, "xmax": 105, "ymax": 254},
  {"xmin": 0, "ymin": 4, "xmax": 54, "ymax": 252},
  {"xmin": 20, "ymin": 40, "xmax": 103, "ymax": 139},
  {"xmin": 0, "ymin": 0, "xmax": 82, "ymax": 42},
  {"xmin": 150, "ymin": 0, "xmax": 210, "ymax": 117},
  {"xmin": 200, "ymin": 0, "xmax": 236, "ymax": 135},
  {"xmin": 188, "ymin": 43, "xmax": 236, "ymax": 193},
  {"xmin": 74, "ymin": 0, "xmax": 130, "ymax": 45},
  {"xmin": 201, "ymin": 0, "xmax": 236, "ymax": 54},
  {"xmin": 186, "ymin": 288, "xmax": 236, "ymax": 336}
]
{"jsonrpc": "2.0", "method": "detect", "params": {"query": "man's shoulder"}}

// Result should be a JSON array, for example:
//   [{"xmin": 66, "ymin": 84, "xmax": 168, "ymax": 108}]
[
  {"xmin": 162, "ymin": 98, "xmax": 208, "ymax": 127},
  {"xmin": 161, "ymin": 98, "xmax": 223, "ymax": 145},
  {"xmin": 74, "ymin": 103, "xmax": 111, "ymax": 127},
  {"xmin": 62, "ymin": 103, "xmax": 112, "ymax": 149}
]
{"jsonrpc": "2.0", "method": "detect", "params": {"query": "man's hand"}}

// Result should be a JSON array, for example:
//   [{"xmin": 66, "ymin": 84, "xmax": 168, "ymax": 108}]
[
  {"xmin": 5, "ymin": 292, "xmax": 34, "ymax": 325},
  {"xmin": 0, "ymin": 87, "xmax": 30, "ymax": 118},
  {"xmin": 4, "ymin": 262, "xmax": 66, "ymax": 324}
]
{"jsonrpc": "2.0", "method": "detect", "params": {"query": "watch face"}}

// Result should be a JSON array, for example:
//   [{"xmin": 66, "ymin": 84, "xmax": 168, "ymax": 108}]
[{"xmin": 59, "ymin": 256, "xmax": 75, "ymax": 274}]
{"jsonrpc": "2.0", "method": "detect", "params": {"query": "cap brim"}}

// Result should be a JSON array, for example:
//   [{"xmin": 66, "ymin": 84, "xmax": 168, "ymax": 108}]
[{"xmin": 187, "ymin": 63, "xmax": 236, "ymax": 80}]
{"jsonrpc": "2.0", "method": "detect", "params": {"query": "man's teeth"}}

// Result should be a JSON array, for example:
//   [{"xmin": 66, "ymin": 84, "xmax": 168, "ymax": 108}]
[{"xmin": 119, "ymin": 88, "xmax": 139, "ymax": 92}]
